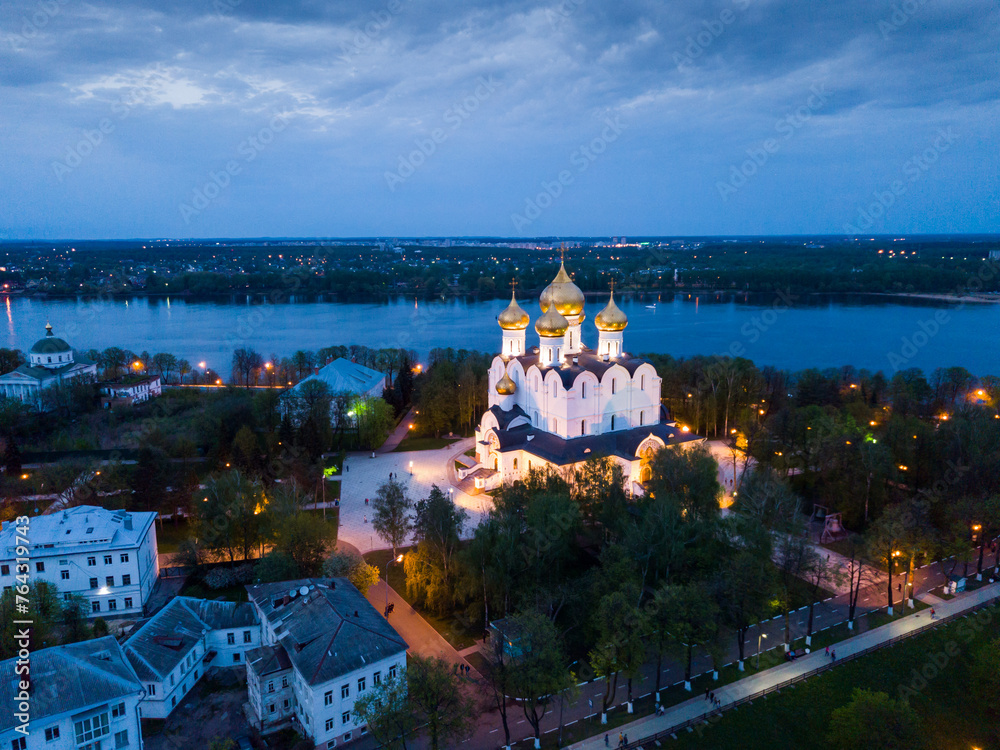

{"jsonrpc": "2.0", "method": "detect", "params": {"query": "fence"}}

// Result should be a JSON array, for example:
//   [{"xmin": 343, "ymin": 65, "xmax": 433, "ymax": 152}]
[{"xmin": 623, "ymin": 596, "xmax": 999, "ymax": 749}]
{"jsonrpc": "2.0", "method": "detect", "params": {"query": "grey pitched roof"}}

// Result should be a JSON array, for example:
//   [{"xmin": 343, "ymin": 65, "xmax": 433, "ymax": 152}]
[
  {"xmin": 0, "ymin": 637, "xmax": 142, "ymax": 733},
  {"xmin": 494, "ymin": 421, "xmax": 702, "ymax": 466},
  {"xmin": 246, "ymin": 645, "xmax": 292, "ymax": 677},
  {"xmin": 487, "ymin": 403, "xmax": 529, "ymax": 430},
  {"xmin": 0, "ymin": 358, "xmax": 95, "ymax": 383},
  {"xmin": 246, "ymin": 578, "xmax": 407, "ymax": 686},
  {"xmin": 124, "ymin": 597, "xmax": 258, "ymax": 681},
  {"xmin": 512, "ymin": 346, "xmax": 650, "ymax": 389},
  {"xmin": 289, "ymin": 358, "xmax": 385, "ymax": 397}
]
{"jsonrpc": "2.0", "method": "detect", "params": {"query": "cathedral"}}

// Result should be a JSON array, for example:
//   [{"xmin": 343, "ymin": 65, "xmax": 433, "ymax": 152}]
[{"xmin": 472, "ymin": 262, "xmax": 702, "ymax": 495}]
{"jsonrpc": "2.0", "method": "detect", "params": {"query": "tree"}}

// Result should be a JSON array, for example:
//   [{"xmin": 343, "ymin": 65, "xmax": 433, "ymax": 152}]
[
  {"xmin": 589, "ymin": 583, "xmax": 647, "ymax": 720},
  {"xmin": 253, "ymin": 551, "xmax": 301, "ymax": 583},
  {"xmin": 177, "ymin": 358, "xmax": 191, "ymax": 384},
  {"xmin": 232, "ymin": 346, "xmax": 264, "ymax": 388},
  {"xmin": 272, "ymin": 512, "xmax": 332, "ymax": 576},
  {"xmin": 231, "ymin": 425, "xmax": 261, "ymax": 476},
  {"xmin": 412, "ymin": 485, "xmax": 468, "ymax": 592},
  {"xmin": 3, "ymin": 435, "xmax": 22, "ymax": 477},
  {"xmin": 323, "ymin": 549, "xmax": 380, "ymax": 595},
  {"xmin": 0, "ymin": 581, "xmax": 61, "ymax": 658},
  {"xmin": 134, "ymin": 444, "xmax": 169, "ymax": 512},
  {"xmin": 151, "ymin": 352, "xmax": 177, "ymax": 382},
  {"xmin": 827, "ymin": 689, "xmax": 923, "ymax": 750},
  {"xmin": 481, "ymin": 620, "xmax": 516, "ymax": 748},
  {"xmin": 715, "ymin": 548, "xmax": 774, "ymax": 669},
  {"xmin": 407, "ymin": 655, "xmax": 475, "ymax": 750},
  {"xmin": 354, "ymin": 395, "xmax": 396, "ymax": 450},
  {"xmin": 653, "ymin": 582, "xmax": 719, "ymax": 692},
  {"xmin": 193, "ymin": 471, "xmax": 266, "ymax": 564},
  {"xmin": 506, "ymin": 612, "xmax": 571, "ymax": 749},
  {"xmin": 865, "ymin": 504, "xmax": 909, "ymax": 614},
  {"xmin": 353, "ymin": 673, "xmax": 417, "ymax": 750},
  {"xmin": 372, "ymin": 478, "xmax": 413, "ymax": 557}
]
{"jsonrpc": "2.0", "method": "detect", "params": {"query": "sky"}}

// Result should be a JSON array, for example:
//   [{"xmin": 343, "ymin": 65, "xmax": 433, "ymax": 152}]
[{"xmin": 0, "ymin": 0, "xmax": 997, "ymax": 239}]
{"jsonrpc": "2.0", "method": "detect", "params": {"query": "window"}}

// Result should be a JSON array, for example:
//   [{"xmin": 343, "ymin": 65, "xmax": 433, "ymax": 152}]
[
  {"xmin": 61, "ymin": 570, "xmax": 70, "ymax": 580},
  {"xmin": 551, "ymin": 381, "xmax": 556, "ymax": 397},
  {"xmin": 326, "ymin": 718, "xmax": 335, "ymax": 732},
  {"xmin": 388, "ymin": 665, "xmax": 397, "ymax": 680},
  {"xmin": 341, "ymin": 684, "xmax": 349, "ymax": 699},
  {"xmin": 357, "ymin": 677, "xmax": 366, "ymax": 692},
  {"xmin": 122, "ymin": 574, "xmax": 131, "ymax": 586},
  {"xmin": 124, "ymin": 597, "xmax": 133, "ymax": 609},
  {"xmin": 269, "ymin": 704, "xmax": 275, "ymax": 714},
  {"xmin": 641, "ymin": 374, "xmax": 645, "ymax": 389},
  {"xmin": 342, "ymin": 712, "xmax": 350, "ymax": 725},
  {"xmin": 233, "ymin": 653, "xmax": 241, "ymax": 663},
  {"xmin": 120, "ymin": 553, "xmax": 129, "ymax": 563},
  {"xmin": 534, "ymin": 377, "xmax": 539, "ymax": 392},
  {"xmin": 147, "ymin": 684, "xmax": 156, "ymax": 696},
  {"xmin": 45, "ymin": 726, "xmax": 60, "ymax": 741},
  {"xmin": 324, "ymin": 690, "xmax": 333, "ymax": 706},
  {"xmin": 112, "ymin": 702, "xmax": 126, "ymax": 718},
  {"xmin": 115, "ymin": 729, "xmax": 129, "ymax": 748},
  {"xmin": 92, "ymin": 601, "xmax": 100, "ymax": 613},
  {"xmin": 106, "ymin": 576, "xmax": 114, "ymax": 587},
  {"xmin": 581, "ymin": 382, "xmax": 587, "ymax": 398},
  {"xmin": 640, "ymin": 411, "xmax": 644, "ymax": 426},
  {"xmin": 170, "ymin": 674, "xmax": 175, "ymax": 686},
  {"xmin": 243, "ymin": 630, "xmax": 252, "ymax": 643},
  {"xmin": 227, "ymin": 633, "xmax": 235, "ymax": 645},
  {"xmin": 373, "ymin": 671, "xmax": 381, "ymax": 686},
  {"xmin": 611, "ymin": 415, "xmax": 616, "ymax": 430},
  {"xmin": 104, "ymin": 555, "xmax": 112, "ymax": 565},
  {"xmin": 282, "ymin": 677, "xmax": 288, "ymax": 688},
  {"xmin": 343, "ymin": 732, "xmax": 352, "ymax": 742},
  {"xmin": 74, "ymin": 713, "xmax": 109, "ymax": 745},
  {"xmin": 87, "ymin": 556, "xmax": 96, "ymax": 567},
  {"xmin": 171, "ymin": 697, "xmax": 177, "ymax": 708},
  {"xmin": 90, "ymin": 577, "xmax": 99, "ymax": 589},
  {"xmin": 36, "ymin": 562, "xmax": 45, "ymax": 573},
  {"xmin": 11, "ymin": 738, "xmax": 26, "ymax": 750},
  {"xmin": 611, "ymin": 378, "xmax": 616, "ymax": 395},
  {"xmin": 268, "ymin": 681, "xmax": 275, "ymax": 693},
  {"xmin": 581, "ymin": 419, "xmax": 586, "ymax": 435},
  {"xmin": 0, "ymin": 565, "xmax": 8, "ymax": 576},
  {"xmin": 108, "ymin": 599, "xmax": 117, "ymax": 611},
  {"xmin": 282, "ymin": 699, "xmax": 289, "ymax": 709}
]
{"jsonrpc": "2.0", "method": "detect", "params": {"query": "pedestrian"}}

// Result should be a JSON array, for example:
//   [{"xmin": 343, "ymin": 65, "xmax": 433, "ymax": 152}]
[
  {"xmin": 618, "ymin": 732, "xmax": 623, "ymax": 747},
  {"xmin": 364, "ymin": 515, "xmax": 367, "ymax": 523},
  {"xmin": 705, "ymin": 687, "xmax": 710, "ymax": 701},
  {"xmin": 831, "ymin": 650, "xmax": 836, "ymax": 661},
  {"xmin": 709, "ymin": 691, "xmax": 714, "ymax": 703},
  {"xmin": 931, "ymin": 608, "xmax": 936, "ymax": 618},
  {"xmin": 825, "ymin": 645, "xmax": 829, "ymax": 656},
  {"xmin": 623, "ymin": 734, "xmax": 628, "ymax": 746},
  {"xmin": 604, "ymin": 734, "xmax": 609, "ymax": 748}
]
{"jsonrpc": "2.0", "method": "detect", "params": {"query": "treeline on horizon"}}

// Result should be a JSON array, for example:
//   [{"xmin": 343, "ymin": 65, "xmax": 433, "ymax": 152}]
[{"xmin": 2, "ymin": 237, "xmax": 999, "ymax": 299}]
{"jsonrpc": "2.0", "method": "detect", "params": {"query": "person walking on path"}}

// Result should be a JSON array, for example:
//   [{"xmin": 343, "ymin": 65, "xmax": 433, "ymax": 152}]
[
  {"xmin": 618, "ymin": 732, "xmax": 623, "ymax": 747},
  {"xmin": 604, "ymin": 735, "xmax": 608, "ymax": 748},
  {"xmin": 831, "ymin": 649, "xmax": 836, "ymax": 661},
  {"xmin": 825, "ymin": 645, "xmax": 829, "ymax": 656},
  {"xmin": 704, "ymin": 687, "xmax": 710, "ymax": 700},
  {"xmin": 931, "ymin": 608, "xmax": 936, "ymax": 618}
]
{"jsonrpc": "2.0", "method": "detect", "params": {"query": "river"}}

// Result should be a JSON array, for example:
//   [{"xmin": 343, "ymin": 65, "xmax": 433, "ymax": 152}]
[{"xmin": 2, "ymin": 292, "xmax": 998, "ymax": 375}]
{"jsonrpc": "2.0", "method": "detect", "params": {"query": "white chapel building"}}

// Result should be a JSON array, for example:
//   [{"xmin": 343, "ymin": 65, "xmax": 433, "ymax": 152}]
[
  {"xmin": 0, "ymin": 324, "xmax": 97, "ymax": 410},
  {"xmin": 473, "ymin": 261, "xmax": 702, "ymax": 495}
]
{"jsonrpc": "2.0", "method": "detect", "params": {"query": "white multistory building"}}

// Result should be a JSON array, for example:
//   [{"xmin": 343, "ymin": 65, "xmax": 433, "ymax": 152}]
[
  {"xmin": 245, "ymin": 578, "xmax": 408, "ymax": 749},
  {"xmin": 123, "ymin": 597, "xmax": 261, "ymax": 719},
  {"xmin": 0, "ymin": 506, "xmax": 159, "ymax": 618},
  {"xmin": 473, "ymin": 261, "xmax": 702, "ymax": 494},
  {"xmin": 0, "ymin": 637, "xmax": 145, "ymax": 750}
]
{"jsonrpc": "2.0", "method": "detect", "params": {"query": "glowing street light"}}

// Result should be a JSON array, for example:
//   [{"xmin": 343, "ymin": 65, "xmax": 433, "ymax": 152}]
[{"xmin": 198, "ymin": 361, "xmax": 207, "ymax": 369}]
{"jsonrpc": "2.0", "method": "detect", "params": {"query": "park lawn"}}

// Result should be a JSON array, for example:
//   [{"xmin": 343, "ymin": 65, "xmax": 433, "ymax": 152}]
[
  {"xmin": 365, "ymin": 546, "xmax": 478, "ymax": 650},
  {"xmin": 156, "ymin": 519, "xmax": 194, "ymax": 555},
  {"xmin": 392, "ymin": 436, "xmax": 461, "ymax": 452},
  {"xmin": 662, "ymin": 602, "xmax": 1000, "ymax": 750}
]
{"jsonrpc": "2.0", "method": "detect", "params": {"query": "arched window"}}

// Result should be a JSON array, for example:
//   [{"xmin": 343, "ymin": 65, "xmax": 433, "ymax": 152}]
[
  {"xmin": 640, "ymin": 410, "xmax": 644, "ymax": 426},
  {"xmin": 581, "ymin": 419, "xmax": 586, "ymax": 435},
  {"xmin": 581, "ymin": 382, "xmax": 587, "ymax": 399},
  {"xmin": 513, "ymin": 458, "xmax": 518, "ymax": 471},
  {"xmin": 641, "ymin": 374, "xmax": 645, "ymax": 390},
  {"xmin": 534, "ymin": 377, "xmax": 539, "ymax": 392},
  {"xmin": 611, "ymin": 415, "xmax": 616, "ymax": 430},
  {"xmin": 611, "ymin": 379, "xmax": 616, "ymax": 395}
]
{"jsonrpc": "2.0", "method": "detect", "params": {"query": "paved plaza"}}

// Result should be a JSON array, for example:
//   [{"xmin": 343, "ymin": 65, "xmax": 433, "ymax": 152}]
[{"xmin": 338, "ymin": 437, "xmax": 491, "ymax": 552}]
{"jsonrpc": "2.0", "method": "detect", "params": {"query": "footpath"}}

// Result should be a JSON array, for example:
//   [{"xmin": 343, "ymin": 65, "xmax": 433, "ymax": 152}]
[{"xmin": 567, "ymin": 581, "xmax": 1000, "ymax": 750}]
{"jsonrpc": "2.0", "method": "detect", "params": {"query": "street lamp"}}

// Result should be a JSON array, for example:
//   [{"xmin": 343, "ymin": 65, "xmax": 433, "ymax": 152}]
[
  {"xmin": 756, "ymin": 632, "xmax": 767, "ymax": 669},
  {"xmin": 384, "ymin": 554, "xmax": 404, "ymax": 614},
  {"xmin": 409, "ymin": 460, "xmax": 413, "ymax": 475}
]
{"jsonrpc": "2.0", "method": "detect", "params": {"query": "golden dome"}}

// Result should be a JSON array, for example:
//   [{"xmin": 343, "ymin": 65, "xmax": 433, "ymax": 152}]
[
  {"xmin": 539, "ymin": 262, "xmax": 585, "ymax": 317},
  {"xmin": 498, "ymin": 292, "xmax": 530, "ymax": 330},
  {"xmin": 496, "ymin": 372, "xmax": 517, "ymax": 395},
  {"xmin": 535, "ymin": 306, "xmax": 569, "ymax": 338},
  {"xmin": 595, "ymin": 291, "xmax": 628, "ymax": 332}
]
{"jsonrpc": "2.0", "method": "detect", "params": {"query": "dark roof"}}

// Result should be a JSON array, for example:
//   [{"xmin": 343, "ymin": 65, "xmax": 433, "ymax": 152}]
[
  {"xmin": 30, "ymin": 334, "xmax": 72, "ymax": 354},
  {"xmin": 246, "ymin": 578, "xmax": 407, "ymax": 686},
  {"xmin": 494, "ymin": 421, "xmax": 702, "ymax": 466},
  {"xmin": 124, "ymin": 597, "xmax": 258, "ymax": 681},
  {"xmin": 0, "ymin": 637, "xmax": 142, "ymax": 732},
  {"xmin": 246, "ymin": 645, "xmax": 292, "ymax": 677},
  {"xmin": 1, "ymin": 358, "xmax": 94, "ymax": 382},
  {"xmin": 513, "ymin": 346, "xmax": 651, "ymax": 389},
  {"xmin": 487, "ymin": 403, "xmax": 529, "ymax": 430}
]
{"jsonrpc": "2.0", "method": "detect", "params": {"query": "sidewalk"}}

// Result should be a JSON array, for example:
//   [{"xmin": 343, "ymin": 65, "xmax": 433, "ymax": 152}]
[
  {"xmin": 567, "ymin": 581, "xmax": 1000, "ymax": 750},
  {"xmin": 379, "ymin": 408, "xmax": 417, "ymax": 453}
]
